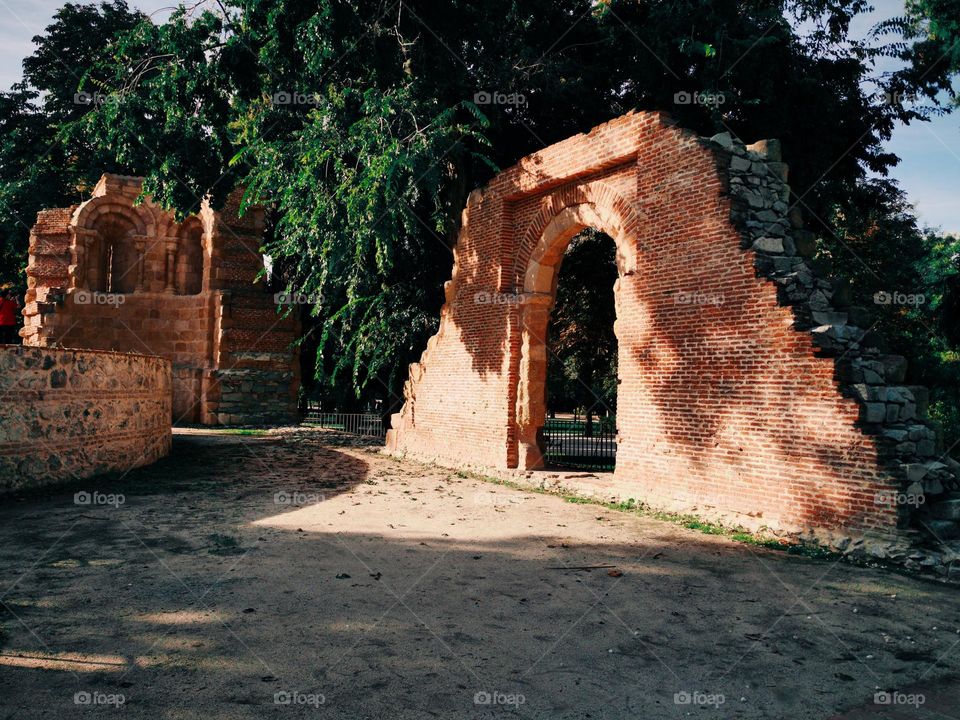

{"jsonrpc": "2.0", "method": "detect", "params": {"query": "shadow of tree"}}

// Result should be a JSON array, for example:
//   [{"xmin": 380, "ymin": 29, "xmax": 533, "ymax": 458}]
[{"xmin": 0, "ymin": 439, "xmax": 957, "ymax": 719}]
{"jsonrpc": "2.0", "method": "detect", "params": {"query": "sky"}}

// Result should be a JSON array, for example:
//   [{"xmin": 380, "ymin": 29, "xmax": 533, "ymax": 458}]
[{"xmin": 0, "ymin": 0, "xmax": 956, "ymax": 233}]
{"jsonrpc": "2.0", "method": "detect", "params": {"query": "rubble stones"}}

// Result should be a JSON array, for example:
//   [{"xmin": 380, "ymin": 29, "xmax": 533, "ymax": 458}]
[{"xmin": 715, "ymin": 129, "xmax": 960, "ymax": 566}]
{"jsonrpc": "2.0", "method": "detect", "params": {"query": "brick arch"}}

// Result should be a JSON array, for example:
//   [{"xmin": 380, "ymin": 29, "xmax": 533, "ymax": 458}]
[
  {"xmin": 509, "ymin": 182, "xmax": 643, "ymax": 292},
  {"xmin": 174, "ymin": 217, "xmax": 206, "ymax": 295},
  {"xmin": 72, "ymin": 197, "xmax": 151, "ymax": 236},
  {"xmin": 387, "ymin": 111, "xmax": 960, "ymax": 549},
  {"xmin": 510, "ymin": 197, "xmax": 642, "ymax": 468},
  {"xmin": 70, "ymin": 199, "xmax": 151, "ymax": 293}
]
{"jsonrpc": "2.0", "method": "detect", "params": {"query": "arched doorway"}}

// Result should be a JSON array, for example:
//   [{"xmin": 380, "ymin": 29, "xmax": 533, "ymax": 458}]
[
  {"xmin": 175, "ymin": 219, "xmax": 205, "ymax": 295},
  {"xmin": 514, "ymin": 202, "xmax": 638, "ymax": 471},
  {"xmin": 85, "ymin": 215, "xmax": 139, "ymax": 294},
  {"xmin": 542, "ymin": 228, "xmax": 619, "ymax": 470},
  {"xmin": 386, "ymin": 111, "xmax": 936, "ymax": 539}
]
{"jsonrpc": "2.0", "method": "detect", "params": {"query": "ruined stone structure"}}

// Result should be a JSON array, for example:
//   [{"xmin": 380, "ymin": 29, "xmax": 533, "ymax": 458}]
[
  {"xmin": 0, "ymin": 346, "xmax": 171, "ymax": 491},
  {"xmin": 387, "ymin": 112, "xmax": 960, "ymax": 556},
  {"xmin": 22, "ymin": 174, "xmax": 298, "ymax": 425}
]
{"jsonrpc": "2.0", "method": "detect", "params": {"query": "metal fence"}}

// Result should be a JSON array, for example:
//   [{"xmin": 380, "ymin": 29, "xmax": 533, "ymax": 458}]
[
  {"xmin": 304, "ymin": 406, "xmax": 386, "ymax": 439},
  {"xmin": 542, "ymin": 417, "xmax": 617, "ymax": 471}
]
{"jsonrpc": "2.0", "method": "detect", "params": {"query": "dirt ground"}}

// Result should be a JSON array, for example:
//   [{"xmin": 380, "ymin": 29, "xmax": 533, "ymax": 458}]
[{"xmin": 1, "ymin": 427, "xmax": 959, "ymax": 719}]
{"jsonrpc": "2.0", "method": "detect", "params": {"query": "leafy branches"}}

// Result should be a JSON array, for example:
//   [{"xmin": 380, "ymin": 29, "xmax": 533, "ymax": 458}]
[{"xmin": 1, "ymin": 0, "xmax": 957, "ymax": 412}]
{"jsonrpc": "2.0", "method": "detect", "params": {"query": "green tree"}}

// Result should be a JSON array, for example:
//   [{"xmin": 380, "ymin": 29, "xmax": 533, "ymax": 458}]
[
  {"xmin": 879, "ymin": 0, "xmax": 960, "ymax": 108},
  {"xmin": 4, "ymin": 0, "xmax": 958, "ymax": 417},
  {"xmin": 0, "ymin": 0, "xmax": 145, "ymax": 287}
]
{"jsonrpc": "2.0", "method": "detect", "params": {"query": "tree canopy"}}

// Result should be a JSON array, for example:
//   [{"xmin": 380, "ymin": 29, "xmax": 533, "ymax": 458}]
[{"xmin": 0, "ymin": 0, "xmax": 957, "ymax": 433}]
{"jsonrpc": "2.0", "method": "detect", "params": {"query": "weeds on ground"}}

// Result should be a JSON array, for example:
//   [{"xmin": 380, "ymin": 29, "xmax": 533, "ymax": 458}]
[{"xmin": 456, "ymin": 471, "xmax": 837, "ymax": 560}]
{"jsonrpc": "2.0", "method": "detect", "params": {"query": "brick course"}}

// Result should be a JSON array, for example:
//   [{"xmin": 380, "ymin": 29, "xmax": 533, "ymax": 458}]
[
  {"xmin": 387, "ymin": 111, "xmax": 960, "ymax": 546},
  {"xmin": 21, "ymin": 174, "xmax": 298, "ymax": 425}
]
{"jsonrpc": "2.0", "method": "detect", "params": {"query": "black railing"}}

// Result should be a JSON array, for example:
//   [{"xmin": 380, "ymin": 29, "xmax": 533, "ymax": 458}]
[
  {"xmin": 542, "ymin": 417, "xmax": 617, "ymax": 471},
  {"xmin": 304, "ymin": 405, "xmax": 386, "ymax": 439}
]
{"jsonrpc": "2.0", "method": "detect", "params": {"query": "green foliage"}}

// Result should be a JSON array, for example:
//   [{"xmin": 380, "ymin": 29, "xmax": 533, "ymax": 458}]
[
  {"xmin": 876, "ymin": 0, "xmax": 960, "ymax": 108},
  {"xmin": 903, "ymin": 231, "xmax": 960, "ymax": 448},
  {"xmin": 547, "ymin": 229, "xmax": 619, "ymax": 415},
  {"xmin": 237, "ymin": 85, "xmax": 491, "ymax": 395},
  {"xmin": 1, "ymin": 0, "xmax": 957, "ymax": 417},
  {"xmin": 0, "ymin": 0, "xmax": 145, "ymax": 288},
  {"xmin": 67, "ymin": 5, "xmax": 238, "ymax": 215}
]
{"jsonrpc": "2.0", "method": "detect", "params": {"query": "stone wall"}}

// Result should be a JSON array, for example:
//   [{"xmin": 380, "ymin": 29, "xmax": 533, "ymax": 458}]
[
  {"xmin": 386, "ymin": 111, "xmax": 960, "ymax": 556},
  {"xmin": 21, "ymin": 174, "xmax": 298, "ymax": 425},
  {"xmin": 0, "ymin": 345, "xmax": 172, "ymax": 492}
]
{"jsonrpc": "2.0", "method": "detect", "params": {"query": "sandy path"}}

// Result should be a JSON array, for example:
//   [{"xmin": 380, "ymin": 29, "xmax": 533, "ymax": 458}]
[{"xmin": 0, "ymin": 427, "xmax": 958, "ymax": 719}]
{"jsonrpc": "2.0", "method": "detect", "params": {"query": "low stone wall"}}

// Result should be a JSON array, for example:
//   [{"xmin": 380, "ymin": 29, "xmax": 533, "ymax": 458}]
[{"xmin": 0, "ymin": 345, "xmax": 172, "ymax": 492}]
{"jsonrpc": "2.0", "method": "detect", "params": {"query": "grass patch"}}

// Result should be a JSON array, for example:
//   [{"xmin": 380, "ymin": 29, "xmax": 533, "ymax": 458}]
[
  {"xmin": 452, "ymin": 468, "xmax": 836, "ymax": 560},
  {"xmin": 215, "ymin": 428, "xmax": 269, "ymax": 436}
]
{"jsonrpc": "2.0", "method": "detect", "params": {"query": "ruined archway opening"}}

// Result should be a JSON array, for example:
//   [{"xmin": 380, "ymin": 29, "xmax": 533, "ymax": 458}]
[
  {"xmin": 543, "ymin": 228, "xmax": 619, "ymax": 471},
  {"xmin": 175, "ymin": 220, "xmax": 205, "ymax": 295},
  {"xmin": 87, "ymin": 216, "xmax": 138, "ymax": 294},
  {"xmin": 514, "ymin": 202, "xmax": 631, "ymax": 473}
]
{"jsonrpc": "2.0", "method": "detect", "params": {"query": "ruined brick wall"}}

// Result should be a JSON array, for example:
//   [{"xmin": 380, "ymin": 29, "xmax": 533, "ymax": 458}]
[
  {"xmin": 387, "ymin": 111, "xmax": 960, "ymax": 544},
  {"xmin": 21, "ymin": 174, "xmax": 298, "ymax": 426},
  {"xmin": 0, "ymin": 346, "xmax": 171, "ymax": 491}
]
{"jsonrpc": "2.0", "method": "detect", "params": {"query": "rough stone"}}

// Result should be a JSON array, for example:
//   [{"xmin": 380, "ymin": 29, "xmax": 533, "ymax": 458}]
[
  {"xmin": 752, "ymin": 237, "xmax": 784, "ymax": 253},
  {"xmin": 864, "ymin": 403, "xmax": 886, "ymax": 423},
  {"xmin": 709, "ymin": 132, "xmax": 735, "ymax": 149},
  {"xmin": 746, "ymin": 138, "xmax": 782, "ymax": 161},
  {"xmin": 0, "ymin": 346, "xmax": 171, "ymax": 492}
]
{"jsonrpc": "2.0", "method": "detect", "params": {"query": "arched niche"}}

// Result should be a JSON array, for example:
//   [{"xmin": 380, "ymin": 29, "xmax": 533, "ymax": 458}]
[
  {"xmin": 73, "ymin": 200, "xmax": 149, "ymax": 294},
  {"xmin": 175, "ymin": 218, "xmax": 205, "ymax": 295}
]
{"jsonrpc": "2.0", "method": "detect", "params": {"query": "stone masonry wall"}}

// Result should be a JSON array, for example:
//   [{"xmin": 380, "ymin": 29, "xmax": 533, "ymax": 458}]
[
  {"xmin": 711, "ymin": 130, "xmax": 960, "ymax": 562},
  {"xmin": 387, "ymin": 111, "xmax": 960, "ymax": 559},
  {"xmin": 0, "ymin": 346, "xmax": 172, "ymax": 492}
]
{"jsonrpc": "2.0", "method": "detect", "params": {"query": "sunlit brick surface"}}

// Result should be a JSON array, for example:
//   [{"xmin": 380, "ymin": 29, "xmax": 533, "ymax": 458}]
[
  {"xmin": 0, "ymin": 345, "xmax": 171, "ymax": 490},
  {"xmin": 21, "ymin": 175, "xmax": 298, "ymax": 426},
  {"xmin": 386, "ymin": 111, "xmax": 951, "ymax": 541}
]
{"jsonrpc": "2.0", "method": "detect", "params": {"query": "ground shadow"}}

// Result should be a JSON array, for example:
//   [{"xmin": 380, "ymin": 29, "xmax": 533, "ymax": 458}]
[{"xmin": 1, "ymin": 437, "xmax": 958, "ymax": 719}]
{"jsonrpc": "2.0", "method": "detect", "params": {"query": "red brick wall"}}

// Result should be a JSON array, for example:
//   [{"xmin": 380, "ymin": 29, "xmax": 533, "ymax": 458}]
[
  {"xmin": 388, "ymin": 111, "xmax": 907, "ymax": 538},
  {"xmin": 21, "ymin": 176, "xmax": 298, "ymax": 426}
]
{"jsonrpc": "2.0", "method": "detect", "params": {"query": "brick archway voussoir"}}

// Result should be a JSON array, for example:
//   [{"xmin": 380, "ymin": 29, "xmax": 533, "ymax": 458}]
[{"xmin": 512, "ymin": 181, "xmax": 643, "ymax": 293}]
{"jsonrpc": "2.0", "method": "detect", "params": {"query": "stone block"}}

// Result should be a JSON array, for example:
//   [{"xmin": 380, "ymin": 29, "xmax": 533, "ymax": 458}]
[
  {"xmin": 864, "ymin": 403, "xmax": 886, "ymax": 423},
  {"xmin": 752, "ymin": 237, "xmax": 784, "ymax": 253},
  {"xmin": 931, "ymin": 499, "xmax": 960, "ymax": 521}
]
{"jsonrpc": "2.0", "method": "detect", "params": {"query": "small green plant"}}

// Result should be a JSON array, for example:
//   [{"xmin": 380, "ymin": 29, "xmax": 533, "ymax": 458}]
[
  {"xmin": 563, "ymin": 495, "xmax": 595, "ymax": 504},
  {"xmin": 433, "ymin": 463, "xmax": 837, "ymax": 560},
  {"xmin": 929, "ymin": 397, "xmax": 960, "ymax": 451}
]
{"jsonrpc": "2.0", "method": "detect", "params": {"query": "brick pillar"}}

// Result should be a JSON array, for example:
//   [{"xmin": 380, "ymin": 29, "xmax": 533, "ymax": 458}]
[
  {"xmin": 516, "ymin": 292, "xmax": 553, "ymax": 469},
  {"xmin": 72, "ymin": 228, "xmax": 98, "ymax": 291},
  {"xmin": 74, "ymin": 228, "xmax": 101, "ymax": 291},
  {"xmin": 163, "ymin": 238, "xmax": 178, "ymax": 294},
  {"xmin": 133, "ymin": 237, "xmax": 147, "ymax": 292}
]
